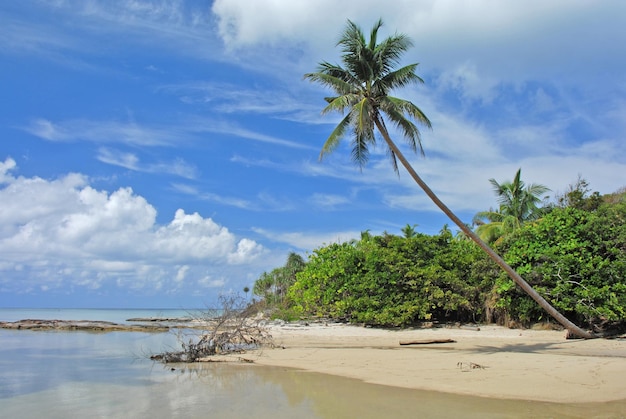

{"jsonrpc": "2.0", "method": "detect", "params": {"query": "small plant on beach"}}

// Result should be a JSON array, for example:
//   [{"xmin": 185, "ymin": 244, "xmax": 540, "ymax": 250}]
[{"xmin": 151, "ymin": 294, "xmax": 274, "ymax": 363}]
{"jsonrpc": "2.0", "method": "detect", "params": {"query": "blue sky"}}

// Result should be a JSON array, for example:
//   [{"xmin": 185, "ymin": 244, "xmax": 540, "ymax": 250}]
[{"xmin": 1, "ymin": 1, "xmax": 625, "ymax": 309}]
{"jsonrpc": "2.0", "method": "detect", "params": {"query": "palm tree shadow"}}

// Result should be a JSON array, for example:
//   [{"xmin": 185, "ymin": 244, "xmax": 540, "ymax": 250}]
[{"xmin": 470, "ymin": 340, "xmax": 580, "ymax": 355}]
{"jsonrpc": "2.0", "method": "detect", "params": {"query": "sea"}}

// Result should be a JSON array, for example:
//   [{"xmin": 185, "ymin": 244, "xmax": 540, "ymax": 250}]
[{"xmin": 0, "ymin": 308, "xmax": 624, "ymax": 419}]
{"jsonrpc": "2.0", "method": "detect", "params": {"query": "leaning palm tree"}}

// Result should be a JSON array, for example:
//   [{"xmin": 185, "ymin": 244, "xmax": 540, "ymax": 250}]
[
  {"xmin": 473, "ymin": 168, "xmax": 550, "ymax": 243},
  {"xmin": 304, "ymin": 19, "xmax": 593, "ymax": 338}
]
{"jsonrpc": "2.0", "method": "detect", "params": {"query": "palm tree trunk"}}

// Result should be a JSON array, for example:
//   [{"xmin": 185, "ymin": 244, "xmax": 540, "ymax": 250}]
[{"xmin": 374, "ymin": 120, "xmax": 595, "ymax": 338}]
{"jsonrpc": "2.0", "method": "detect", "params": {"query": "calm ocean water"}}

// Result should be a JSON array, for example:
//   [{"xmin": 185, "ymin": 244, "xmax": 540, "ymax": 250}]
[{"xmin": 0, "ymin": 308, "xmax": 624, "ymax": 418}]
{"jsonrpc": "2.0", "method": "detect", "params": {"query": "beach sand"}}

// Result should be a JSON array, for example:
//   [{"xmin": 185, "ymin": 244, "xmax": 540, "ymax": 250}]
[{"xmin": 239, "ymin": 323, "xmax": 626, "ymax": 403}]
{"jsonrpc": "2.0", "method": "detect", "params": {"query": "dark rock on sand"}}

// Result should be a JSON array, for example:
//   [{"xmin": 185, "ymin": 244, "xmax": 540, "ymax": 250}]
[{"xmin": 0, "ymin": 319, "xmax": 170, "ymax": 332}]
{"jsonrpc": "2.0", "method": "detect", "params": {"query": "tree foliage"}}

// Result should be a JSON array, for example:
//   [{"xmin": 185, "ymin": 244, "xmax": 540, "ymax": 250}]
[
  {"xmin": 251, "ymin": 185, "xmax": 626, "ymax": 332},
  {"xmin": 492, "ymin": 202, "xmax": 626, "ymax": 329},
  {"xmin": 252, "ymin": 252, "xmax": 306, "ymax": 319},
  {"xmin": 304, "ymin": 18, "xmax": 431, "ymax": 172},
  {"xmin": 288, "ymin": 232, "xmax": 492, "ymax": 326},
  {"xmin": 473, "ymin": 168, "xmax": 550, "ymax": 244}
]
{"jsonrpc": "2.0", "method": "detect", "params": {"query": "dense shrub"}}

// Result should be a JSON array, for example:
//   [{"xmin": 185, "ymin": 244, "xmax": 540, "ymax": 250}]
[
  {"xmin": 289, "ymin": 233, "xmax": 490, "ymax": 326},
  {"xmin": 254, "ymin": 194, "xmax": 626, "ymax": 330},
  {"xmin": 493, "ymin": 203, "xmax": 626, "ymax": 327}
]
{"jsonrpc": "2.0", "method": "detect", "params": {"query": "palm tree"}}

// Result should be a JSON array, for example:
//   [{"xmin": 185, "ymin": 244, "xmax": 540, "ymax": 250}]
[
  {"xmin": 304, "ymin": 19, "xmax": 593, "ymax": 338},
  {"xmin": 401, "ymin": 223, "xmax": 418, "ymax": 238},
  {"xmin": 473, "ymin": 169, "xmax": 550, "ymax": 243},
  {"xmin": 473, "ymin": 211, "xmax": 517, "ymax": 244}
]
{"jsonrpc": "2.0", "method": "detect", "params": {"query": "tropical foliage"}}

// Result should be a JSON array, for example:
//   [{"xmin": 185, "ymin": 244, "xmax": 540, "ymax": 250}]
[
  {"xmin": 288, "ymin": 232, "xmax": 490, "ymax": 326},
  {"xmin": 303, "ymin": 18, "xmax": 431, "ymax": 171},
  {"xmin": 493, "ymin": 201, "xmax": 626, "ymax": 329},
  {"xmin": 304, "ymin": 19, "xmax": 593, "ymax": 337},
  {"xmin": 252, "ymin": 252, "xmax": 306, "ymax": 308},
  {"xmin": 473, "ymin": 168, "xmax": 550, "ymax": 244},
  {"xmin": 251, "ymin": 179, "xmax": 626, "ymax": 332}
]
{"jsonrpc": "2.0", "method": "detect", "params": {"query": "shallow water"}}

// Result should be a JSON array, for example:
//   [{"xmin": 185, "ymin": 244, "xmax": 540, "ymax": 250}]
[{"xmin": 1, "ymin": 310, "xmax": 625, "ymax": 418}]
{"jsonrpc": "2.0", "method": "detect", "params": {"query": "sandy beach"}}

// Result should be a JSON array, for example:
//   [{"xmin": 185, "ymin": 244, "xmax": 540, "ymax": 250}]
[{"xmin": 238, "ymin": 323, "xmax": 626, "ymax": 404}]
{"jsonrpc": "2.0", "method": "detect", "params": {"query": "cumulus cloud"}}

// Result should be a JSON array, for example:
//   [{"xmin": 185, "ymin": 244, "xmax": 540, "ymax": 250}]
[
  {"xmin": 212, "ymin": 0, "xmax": 626, "ymax": 100},
  {"xmin": 0, "ymin": 158, "xmax": 266, "ymax": 295}
]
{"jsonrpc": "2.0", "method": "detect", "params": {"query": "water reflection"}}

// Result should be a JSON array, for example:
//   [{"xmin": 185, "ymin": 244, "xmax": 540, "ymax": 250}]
[{"xmin": 0, "ymin": 330, "xmax": 624, "ymax": 418}]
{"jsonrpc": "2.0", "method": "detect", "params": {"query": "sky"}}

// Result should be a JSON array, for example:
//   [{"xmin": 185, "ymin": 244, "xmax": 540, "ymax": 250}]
[{"xmin": 1, "ymin": 0, "xmax": 625, "ymax": 309}]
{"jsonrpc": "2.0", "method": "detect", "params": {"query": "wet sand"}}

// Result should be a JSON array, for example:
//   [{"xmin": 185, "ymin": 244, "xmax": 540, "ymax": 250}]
[{"xmin": 242, "ymin": 323, "xmax": 626, "ymax": 403}]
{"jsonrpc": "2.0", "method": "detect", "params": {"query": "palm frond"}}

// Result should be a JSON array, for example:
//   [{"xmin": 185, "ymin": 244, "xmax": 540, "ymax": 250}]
[
  {"xmin": 322, "ymin": 94, "xmax": 360, "ymax": 114},
  {"xmin": 375, "ymin": 64, "xmax": 423, "ymax": 94},
  {"xmin": 304, "ymin": 72, "xmax": 357, "ymax": 96},
  {"xmin": 380, "ymin": 105, "xmax": 422, "ymax": 156},
  {"xmin": 373, "ymin": 34, "xmax": 413, "ymax": 74},
  {"xmin": 368, "ymin": 18, "xmax": 384, "ymax": 50},
  {"xmin": 382, "ymin": 96, "xmax": 431, "ymax": 128},
  {"xmin": 319, "ymin": 113, "xmax": 352, "ymax": 160},
  {"xmin": 352, "ymin": 98, "xmax": 374, "ymax": 136},
  {"xmin": 350, "ymin": 129, "xmax": 371, "ymax": 169}
]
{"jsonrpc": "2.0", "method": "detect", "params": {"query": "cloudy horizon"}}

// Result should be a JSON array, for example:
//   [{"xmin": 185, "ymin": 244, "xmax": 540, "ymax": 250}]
[{"xmin": 1, "ymin": 0, "xmax": 624, "ymax": 307}]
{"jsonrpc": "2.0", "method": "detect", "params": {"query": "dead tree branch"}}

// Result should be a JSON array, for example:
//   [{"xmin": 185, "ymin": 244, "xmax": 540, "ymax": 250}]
[{"xmin": 151, "ymin": 294, "xmax": 273, "ymax": 363}]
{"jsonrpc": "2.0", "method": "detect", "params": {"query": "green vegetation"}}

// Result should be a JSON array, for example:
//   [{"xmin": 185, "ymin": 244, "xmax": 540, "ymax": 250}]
[
  {"xmin": 303, "ymin": 18, "xmax": 594, "ymax": 337},
  {"xmin": 252, "ymin": 178, "xmax": 626, "ymax": 333},
  {"xmin": 473, "ymin": 168, "xmax": 550, "ymax": 244},
  {"xmin": 494, "ymin": 201, "xmax": 626, "ymax": 328},
  {"xmin": 252, "ymin": 252, "xmax": 306, "ymax": 320},
  {"xmin": 288, "ymin": 232, "xmax": 489, "ymax": 326}
]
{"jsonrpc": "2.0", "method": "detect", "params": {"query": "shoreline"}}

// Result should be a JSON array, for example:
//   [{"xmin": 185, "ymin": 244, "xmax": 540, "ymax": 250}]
[
  {"xmin": 4, "ymin": 317, "xmax": 625, "ymax": 404},
  {"xmin": 246, "ymin": 323, "xmax": 626, "ymax": 404}
]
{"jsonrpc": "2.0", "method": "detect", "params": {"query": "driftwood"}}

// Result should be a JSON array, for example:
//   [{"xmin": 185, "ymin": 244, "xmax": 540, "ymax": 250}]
[
  {"xmin": 399, "ymin": 338, "xmax": 456, "ymax": 346},
  {"xmin": 151, "ymin": 294, "xmax": 274, "ymax": 363}
]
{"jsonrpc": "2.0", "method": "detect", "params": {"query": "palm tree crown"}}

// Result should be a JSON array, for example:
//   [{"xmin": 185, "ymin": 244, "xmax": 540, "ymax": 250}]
[
  {"xmin": 304, "ymin": 19, "xmax": 431, "ymax": 172},
  {"xmin": 473, "ymin": 169, "xmax": 550, "ymax": 243},
  {"xmin": 490, "ymin": 168, "xmax": 550, "ymax": 222}
]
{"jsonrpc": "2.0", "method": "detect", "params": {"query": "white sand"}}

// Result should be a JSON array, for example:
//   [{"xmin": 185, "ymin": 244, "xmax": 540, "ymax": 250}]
[{"xmin": 242, "ymin": 323, "xmax": 626, "ymax": 403}]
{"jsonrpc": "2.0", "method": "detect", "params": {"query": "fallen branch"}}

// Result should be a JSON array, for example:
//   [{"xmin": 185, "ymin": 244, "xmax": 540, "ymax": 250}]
[
  {"xmin": 399, "ymin": 338, "xmax": 456, "ymax": 346},
  {"xmin": 150, "ymin": 294, "xmax": 273, "ymax": 363}
]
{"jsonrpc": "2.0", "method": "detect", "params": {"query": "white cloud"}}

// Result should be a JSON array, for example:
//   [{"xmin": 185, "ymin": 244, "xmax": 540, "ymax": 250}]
[
  {"xmin": 252, "ymin": 227, "xmax": 360, "ymax": 251},
  {"xmin": 187, "ymin": 117, "xmax": 315, "ymax": 150},
  {"xmin": 308, "ymin": 193, "xmax": 351, "ymax": 210},
  {"xmin": 212, "ymin": 0, "xmax": 626, "ymax": 99},
  {"xmin": 198, "ymin": 275, "xmax": 226, "ymax": 289},
  {"xmin": 22, "ymin": 118, "xmax": 183, "ymax": 146},
  {"xmin": 171, "ymin": 183, "xmax": 252, "ymax": 210},
  {"xmin": 0, "ymin": 158, "xmax": 267, "ymax": 295},
  {"xmin": 97, "ymin": 147, "xmax": 199, "ymax": 179}
]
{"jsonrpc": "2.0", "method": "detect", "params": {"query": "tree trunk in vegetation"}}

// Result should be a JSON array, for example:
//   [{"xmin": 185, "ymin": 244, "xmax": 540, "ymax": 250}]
[{"xmin": 375, "ymin": 120, "xmax": 595, "ymax": 339}]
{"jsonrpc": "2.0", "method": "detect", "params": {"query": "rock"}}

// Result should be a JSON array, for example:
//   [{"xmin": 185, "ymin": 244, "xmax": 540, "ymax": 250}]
[{"xmin": 0, "ymin": 319, "xmax": 170, "ymax": 332}]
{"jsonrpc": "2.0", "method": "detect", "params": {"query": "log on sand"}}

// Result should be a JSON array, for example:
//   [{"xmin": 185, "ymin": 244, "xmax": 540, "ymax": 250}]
[{"xmin": 399, "ymin": 338, "xmax": 456, "ymax": 346}]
